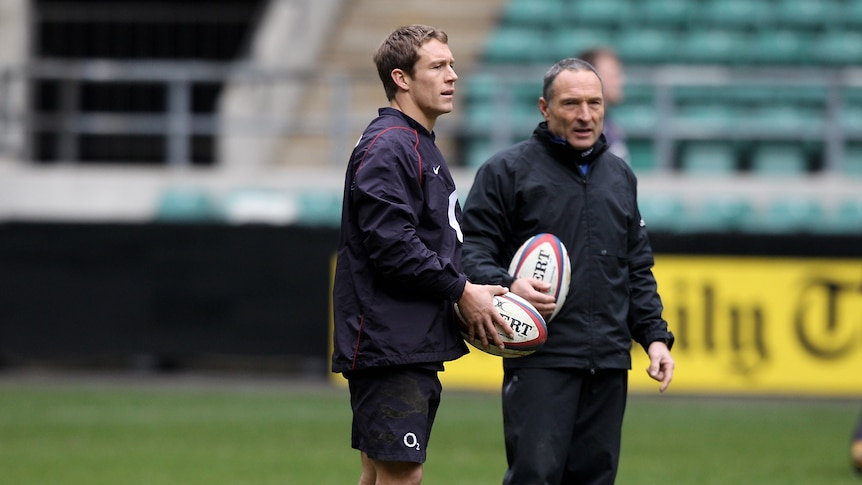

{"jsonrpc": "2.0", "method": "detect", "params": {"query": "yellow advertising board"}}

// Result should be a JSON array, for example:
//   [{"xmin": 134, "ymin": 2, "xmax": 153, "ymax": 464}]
[
  {"xmin": 441, "ymin": 256, "xmax": 862, "ymax": 396},
  {"xmin": 332, "ymin": 256, "xmax": 862, "ymax": 396}
]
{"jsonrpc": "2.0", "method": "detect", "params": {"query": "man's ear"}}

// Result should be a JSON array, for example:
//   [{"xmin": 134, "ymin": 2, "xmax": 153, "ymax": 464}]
[
  {"xmin": 391, "ymin": 68, "xmax": 410, "ymax": 92},
  {"xmin": 538, "ymin": 97, "xmax": 549, "ymax": 120}
]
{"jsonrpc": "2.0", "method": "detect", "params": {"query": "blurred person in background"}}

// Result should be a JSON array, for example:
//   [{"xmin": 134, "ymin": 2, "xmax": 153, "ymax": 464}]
[
  {"xmin": 461, "ymin": 57, "xmax": 674, "ymax": 485},
  {"xmin": 331, "ymin": 24, "xmax": 512, "ymax": 485},
  {"xmin": 578, "ymin": 47, "xmax": 628, "ymax": 163},
  {"xmin": 854, "ymin": 407, "xmax": 862, "ymax": 475}
]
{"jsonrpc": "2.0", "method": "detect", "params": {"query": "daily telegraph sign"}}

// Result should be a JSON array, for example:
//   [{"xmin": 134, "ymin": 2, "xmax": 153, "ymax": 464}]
[{"xmin": 442, "ymin": 256, "xmax": 862, "ymax": 396}]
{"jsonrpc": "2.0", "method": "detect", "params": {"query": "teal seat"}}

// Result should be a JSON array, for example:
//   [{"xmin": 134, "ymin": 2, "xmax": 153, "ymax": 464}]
[
  {"xmin": 637, "ymin": 193, "xmax": 688, "ymax": 232},
  {"xmin": 550, "ymin": 28, "xmax": 613, "ymax": 60},
  {"xmin": 750, "ymin": 145, "xmax": 807, "ymax": 176},
  {"xmin": 639, "ymin": 0, "xmax": 693, "ymax": 25},
  {"xmin": 296, "ymin": 191, "xmax": 343, "ymax": 227},
  {"xmin": 625, "ymin": 140, "xmax": 658, "ymax": 174},
  {"xmin": 813, "ymin": 30, "xmax": 862, "ymax": 65},
  {"xmin": 155, "ymin": 187, "xmax": 221, "ymax": 222},
  {"xmin": 686, "ymin": 196, "xmax": 756, "ymax": 232},
  {"xmin": 699, "ymin": 0, "xmax": 773, "ymax": 27},
  {"xmin": 503, "ymin": 0, "xmax": 561, "ymax": 25},
  {"xmin": 829, "ymin": 199, "xmax": 862, "ymax": 233},
  {"xmin": 842, "ymin": 145, "xmax": 862, "ymax": 177},
  {"xmin": 773, "ymin": 0, "xmax": 840, "ymax": 26},
  {"xmin": 679, "ymin": 142, "xmax": 737, "ymax": 176},
  {"xmin": 484, "ymin": 27, "xmax": 548, "ymax": 63},
  {"xmin": 565, "ymin": 0, "xmax": 634, "ymax": 25},
  {"xmin": 756, "ymin": 198, "xmax": 825, "ymax": 233},
  {"xmin": 679, "ymin": 29, "xmax": 750, "ymax": 64},
  {"xmin": 615, "ymin": 28, "xmax": 679, "ymax": 63},
  {"xmin": 612, "ymin": 103, "xmax": 657, "ymax": 133},
  {"xmin": 750, "ymin": 30, "xmax": 812, "ymax": 65}
]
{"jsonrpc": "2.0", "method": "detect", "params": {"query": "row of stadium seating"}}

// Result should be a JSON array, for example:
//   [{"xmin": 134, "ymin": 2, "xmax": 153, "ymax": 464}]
[
  {"xmin": 639, "ymin": 193, "xmax": 862, "ymax": 234},
  {"xmin": 153, "ymin": 185, "xmax": 862, "ymax": 235}
]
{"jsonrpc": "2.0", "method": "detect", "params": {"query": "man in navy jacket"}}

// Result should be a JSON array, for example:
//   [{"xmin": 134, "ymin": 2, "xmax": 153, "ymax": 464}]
[{"xmin": 332, "ymin": 24, "xmax": 511, "ymax": 485}]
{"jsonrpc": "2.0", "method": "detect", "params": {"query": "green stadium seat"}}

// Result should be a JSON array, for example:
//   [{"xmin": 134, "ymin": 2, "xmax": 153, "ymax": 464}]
[
  {"xmin": 551, "ymin": 27, "xmax": 614, "ymax": 60},
  {"xmin": 615, "ymin": 28, "xmax": 680, "ymax": 64},
  {"xmin": 687, "ymin": 196, "xmax": 756, "ymax": 232},
  {"xmin": 625, "ymin": 139, "xmax": 658, "ymax": 174},
  {"xmin": 503, "ymin": 0, "xmax": 561, "ymax": 25},
  {"xmin": 755, "ymin": 198, "xmax": 825, "ymax": 233},
  {"xmin": 699, "ymin": 0, "xmax": 773, "ymax": 27},
  {"xmin": 842, "ymin": 145, "xmax": 862, "ymax": 177},
  {"xmin": 750, "ymin": 30, "xmax": 812, "ymax": 65},
  {"xmin": 750, "ymin": 144, "xmax": 808, "ymax": 176},
  {"xmin": 674, "ymin": 104, "xmax": 737, "ymax": 131},
  {"xmin": 484, "ymin": 27, "xmax": 548, "ymax": 63},
  {"xmin": 829, "ymin": 198, "xmax": 862, "ymax": 233},
  {"xmin": 637, "ymin": 193, "xmax": 688, "ymax": 232},
  {"xmin": 812, "ymin": 30, "xmax": 862, "ymax": 65},
  {"xmin": 638, "ymin": 0, "xmax": 693, "ymax": 25},
  {"xmin": 773, "ymin": 0, "xmax": 841, "ymax": 26},
  {"xmin": 155, "ymin": 187, "xmax": 222, "ymax": 222},
  {"xmin": 612, "ymin": 103, "xmax": 657, "ymax": 133},
  {"xmin": 295, "ymin": 191, "xmax": 342, "ymax": 227},
  {"xmin": 678, "ymin": 29, "xmax": 750, "ymax": 64},
  {"xmin": 564, "ymin": 0, "xmax": 635, "ymax": 25},
  {"xmin": 679, "ymin": 142, "xmax": 737, "ymax": 176}
]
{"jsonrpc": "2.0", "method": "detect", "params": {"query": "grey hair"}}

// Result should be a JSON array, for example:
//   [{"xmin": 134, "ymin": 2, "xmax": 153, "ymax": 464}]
[{"xmin": 542, "ymin": 58, "xmax": 603, "ymax": 101}]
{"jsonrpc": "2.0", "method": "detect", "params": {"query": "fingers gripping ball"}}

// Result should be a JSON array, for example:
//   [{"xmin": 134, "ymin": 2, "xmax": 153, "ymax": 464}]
[
  {"xmin": 508, "ymin": 233, "xmax": 571, "ymax": 321},
  {"xmin": 454, "ymin": 292, "xmax": 547, "ymax": 358}
]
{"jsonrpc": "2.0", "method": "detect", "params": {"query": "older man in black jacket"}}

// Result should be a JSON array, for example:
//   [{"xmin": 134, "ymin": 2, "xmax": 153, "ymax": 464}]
[{"xmin": 461, "ymin": 57, "xmax": 675, "ymax": 485}]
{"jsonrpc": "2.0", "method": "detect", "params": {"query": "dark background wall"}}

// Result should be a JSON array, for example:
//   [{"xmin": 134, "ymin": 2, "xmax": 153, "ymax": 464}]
[{"xmin": 0, "ymin": 223, "xmax": 859, "ymax": 376}]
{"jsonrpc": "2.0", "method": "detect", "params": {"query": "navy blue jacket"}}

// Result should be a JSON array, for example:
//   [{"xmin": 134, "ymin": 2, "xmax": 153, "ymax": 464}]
[
  {"xmin": 331, "ymin": 108, "xmax": 469, "ymax": 373},
  {"xmin": 462, "ymin": 123, "xmax": 673, "ymax": 370}
]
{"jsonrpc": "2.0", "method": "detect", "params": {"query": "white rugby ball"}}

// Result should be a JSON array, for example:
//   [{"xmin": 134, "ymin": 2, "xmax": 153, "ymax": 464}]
[
  {"xmin": 454, "ymin": 292, "xmax": 548, "ymax": 358},
  {"xmin": 508, "ymin": 233, "xmax": 571, "ymax": 322}
]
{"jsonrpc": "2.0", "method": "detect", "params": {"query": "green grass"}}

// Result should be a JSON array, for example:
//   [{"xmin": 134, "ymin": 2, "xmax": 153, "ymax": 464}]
[{"xmin": 0, "ymin": 376, "xmax": 859, "ymax": 484}]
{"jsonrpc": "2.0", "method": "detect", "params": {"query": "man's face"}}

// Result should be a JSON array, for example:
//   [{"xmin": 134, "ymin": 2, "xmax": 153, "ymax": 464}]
[
  {"xmin": 539, "ymin": 69, "xmax": 605, "ymax": 151},
  {"xmin": 405, "ymin": 39, "xmax": 458, "ymax": 122}
]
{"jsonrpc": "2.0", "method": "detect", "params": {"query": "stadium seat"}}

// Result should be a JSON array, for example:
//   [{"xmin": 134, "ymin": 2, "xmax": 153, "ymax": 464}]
[
  {"xmin": 812, "ymin": 30, "xmax": 862, "ymax": 65},
  {"xmin": 687, "ymin": 196, "xmax": 756, "ymax": 232},
  {"xmin": 155, "ymin": 187, "xmax": 222, "ymax": 222},
  {"xmin": 679, "ymin": 142, "xmax": 737, "ymax": 176},
  {"xmin": 484, "ymin": 27, "xmax": 548, "ymax": 63},
  {"xmin": 638, "ymin": 0, "xmax": 693, "ymax": 26},
  {"xmin": 699, "ymin": 0, "xmax": 773, "ymax": 27},
  {"xmin": 755, "ymin": 198, "xmax": 825, "ymax": 233},
  {"xmin": 295, "ymin": 191, "xmax": 342, "ymax": 227},
  {"xmin": 773, "ymin": 0, "xmax": 841, "ymax": 26},
  {"xmin": 615, "ymin": 28, "xmax": 680, "ymax": 64},
  {"xmin": 750, "ymin": 144, "xmax": 808, "ymax": 176},
  {"xmin": 678, "ymin": 29, "xmax": 750, "ymax": 64},
  {"xmin": 637, "ymin": 193, "xmax": 688, "ymax": 232},
  {"xmin": 750, "ymin": 30, "xmax": 812, "ymax": 65},
  {"xmin": 842, "ymin": 145, "xmax": 862, "ymax": 177},
  {"xmin": 612, "ymin": 103, "xmax": 657, "ymax": 134},
  {"xmin": 550, "ymin": 27, "xmax": 614, "ymax": 60},
  {"xmin": 829, "ymin": 198, "xmax": 862, "ymax": 233},
  {"xmin": 625, "ymin": 139, "xmax": 658, "ymax": 174},
  {"xmin": 503, "ymin": 0, "xmax": 561, "ymax": 26},
  {"xmin": 564, "ymin": 0, "xmax": 635, "ymax": 26}
]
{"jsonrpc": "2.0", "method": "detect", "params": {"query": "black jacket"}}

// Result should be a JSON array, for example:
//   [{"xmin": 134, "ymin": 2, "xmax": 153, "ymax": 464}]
[
  {"xmin": 462, "ymin": 122, "xmax": 673, "ymax": 370},
  {"xmin": 331, "ymin": 108, "xmax": 469, "ymax": 373}
]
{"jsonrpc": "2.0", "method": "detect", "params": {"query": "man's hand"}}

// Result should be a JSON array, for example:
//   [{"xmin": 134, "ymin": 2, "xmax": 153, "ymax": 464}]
[
  {"xmin": 457, "ymin": 281, "xmax": 512, "ymax": 350},
  {"xmin": 646, "ymin": 340, "xmax": 675, "ymax": 392},
  {"xmin": 510, "ymin": 278, "xmax": 557, "ymax": 319}
]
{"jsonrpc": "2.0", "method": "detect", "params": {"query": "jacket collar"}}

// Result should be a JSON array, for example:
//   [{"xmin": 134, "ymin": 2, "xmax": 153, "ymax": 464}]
[{"xmin": 534, "ymin": 121, "xmax": 608, "ymax": 166}]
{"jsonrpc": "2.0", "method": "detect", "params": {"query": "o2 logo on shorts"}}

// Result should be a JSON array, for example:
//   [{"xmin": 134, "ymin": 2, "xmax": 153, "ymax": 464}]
[{"xmin": 403, "ymin": 432, "xmax": 420, "ymax": 451}]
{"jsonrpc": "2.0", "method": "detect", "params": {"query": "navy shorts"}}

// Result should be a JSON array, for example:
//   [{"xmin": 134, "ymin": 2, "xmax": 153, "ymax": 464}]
[{"xmin": 346, "ymin": 365, "xmax": 442, "ymax": 463}]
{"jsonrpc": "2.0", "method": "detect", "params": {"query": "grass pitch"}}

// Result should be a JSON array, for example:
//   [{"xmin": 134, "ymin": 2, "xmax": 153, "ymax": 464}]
[{"xmin": 0, "ymin": 373, "xmax": 859, "ymax": 485}]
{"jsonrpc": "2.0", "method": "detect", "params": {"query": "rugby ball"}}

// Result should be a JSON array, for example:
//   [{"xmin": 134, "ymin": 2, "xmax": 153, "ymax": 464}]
[
  {"xmin": 454, "ymin": 292, "xmax": 548, "ymax": 358},
  {"xmin": 508, "ymin": 233, "xmax": 571, "ymax": 322}
]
